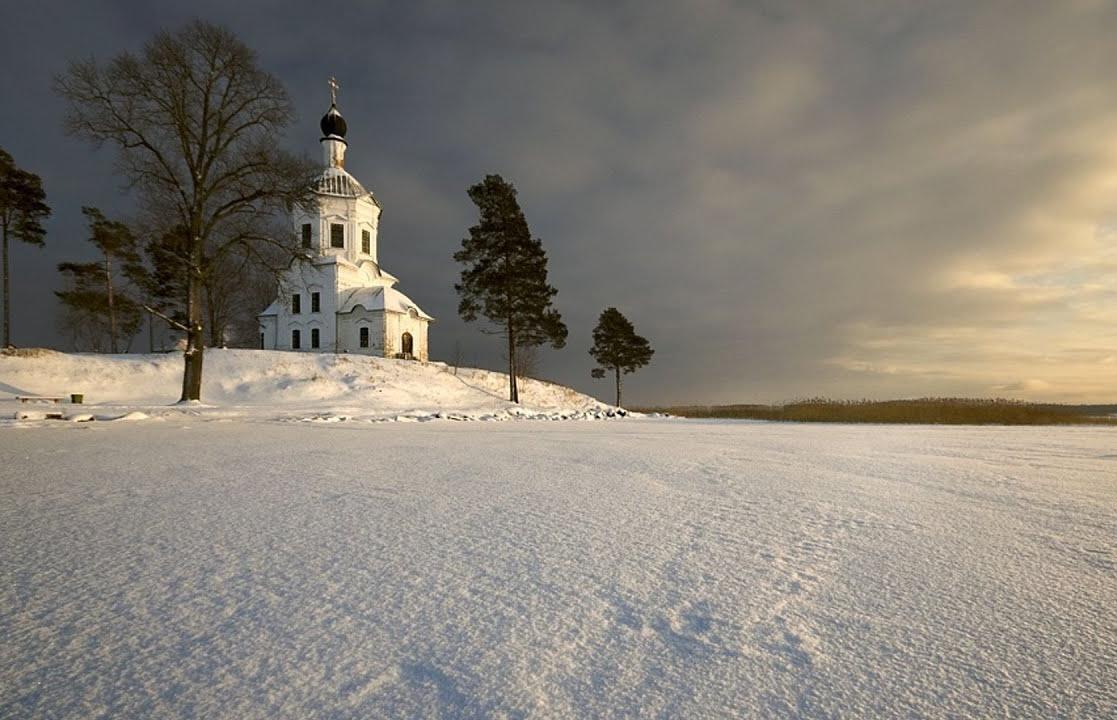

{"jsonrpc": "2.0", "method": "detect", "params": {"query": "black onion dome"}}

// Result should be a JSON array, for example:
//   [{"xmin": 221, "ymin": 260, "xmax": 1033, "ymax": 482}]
[{"xmin": 320, "ymin": 104, "xmax": 347, "ymax": 138}]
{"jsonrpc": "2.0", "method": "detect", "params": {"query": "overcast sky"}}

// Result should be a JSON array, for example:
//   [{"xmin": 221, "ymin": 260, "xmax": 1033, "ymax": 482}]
[{"xmin": 3, "ymin": 0, "xmax": 1117, "ymax": 404}]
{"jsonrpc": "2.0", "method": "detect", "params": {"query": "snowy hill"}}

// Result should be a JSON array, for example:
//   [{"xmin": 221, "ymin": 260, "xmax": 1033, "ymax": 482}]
[{"xmin": 0, "ymin": 348, "xmax": 615, "ymax": 422}]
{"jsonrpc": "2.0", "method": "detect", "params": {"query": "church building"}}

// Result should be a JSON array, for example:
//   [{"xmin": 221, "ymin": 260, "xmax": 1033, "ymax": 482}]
[{"xmin": 258, "ymin": 81, "xmax": 433, "ymax": 360}]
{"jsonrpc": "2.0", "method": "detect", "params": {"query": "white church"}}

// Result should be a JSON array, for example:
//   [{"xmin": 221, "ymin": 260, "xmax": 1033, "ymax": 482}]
[{"xmin": 259, "ymin": 82, "xmax": 433, "ymax": 360}]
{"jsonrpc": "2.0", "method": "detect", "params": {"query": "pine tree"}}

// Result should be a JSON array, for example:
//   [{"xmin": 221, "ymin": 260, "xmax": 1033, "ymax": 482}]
[
  {"xmin": 112, "ymin": 224, "xmax": 190, "ymax": 352},
  {"xmin": 589, "ymin": 307, "xmax": 654, "ymax": 407},
  {"xmin": 56, "ymin": 208, "xmax": 143, "ymax": 352},
  {"xmin": 0, "ymin": 147, "xmax": 50, "ymax": 347},
  {"xmin": 454, "ymin": 174, "xmax": 567, "ymax": 402}
]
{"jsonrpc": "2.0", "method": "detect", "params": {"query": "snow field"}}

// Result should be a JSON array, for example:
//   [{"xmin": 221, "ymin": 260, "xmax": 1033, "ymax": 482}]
[{"xmin": 1, "ymin": 419, "xmax": 1115, "ymax": 718}]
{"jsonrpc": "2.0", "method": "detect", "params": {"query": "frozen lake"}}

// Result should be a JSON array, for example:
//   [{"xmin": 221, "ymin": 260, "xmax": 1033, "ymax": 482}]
[{"xmin": 2, "ymin": 418, "xmax": 1115, "ymax": 718}]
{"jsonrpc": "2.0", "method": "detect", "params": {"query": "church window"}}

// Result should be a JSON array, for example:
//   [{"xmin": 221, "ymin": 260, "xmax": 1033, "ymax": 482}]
[
  {"xmin": 359, "ymin": 327, "xmax": 369, "ymax": 348},
  {"xmin": 260, "ymin": 333, "xmax": 265, "ymax": 349},
  {"xmin": 311, "ymin": 328, "xmax": 320, "ymax": 349},
  {"xmin": 311, "ymin": 292, "xmax": 320, "ymax": 313},
  {"xmin": 330, "ymin": 223, "xmax": 344, "ymax": 248},
  {"xmin": 301, "ymin": 223, "xmax": 312, "ymax": 248},
  {"xmin": 362, "ymin": 229, "xmax": 371, "ymax": 254},
  {"xmin": 292, "ymin": 329, "xmax": 301, "ymax": 349},
  {"xmin": 291, "ymin": 293, "xmax": 301, "ymax": 314}
]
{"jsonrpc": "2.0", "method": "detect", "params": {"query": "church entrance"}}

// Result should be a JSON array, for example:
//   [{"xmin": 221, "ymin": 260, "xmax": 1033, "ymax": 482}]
[{"xmin": 401, "ymin": 332, "xmax": 414, "ymax": 358}]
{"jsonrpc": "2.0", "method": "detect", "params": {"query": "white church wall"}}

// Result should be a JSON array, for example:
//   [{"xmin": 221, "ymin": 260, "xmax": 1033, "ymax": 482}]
[
  {"xmin": 411, "ymin": 316, "xmax": 430, "ymax": 362},
  {"xmin": 291, "ymin": 205, "xmax": 318, "ymax": 252},
  {"xmin": 259, "ymin": 316, "xmax": 277, "ymax": 349},
  {"xmin": 305, "ymin": 318, "xmax": 327, "ymax": 351},
  {"xmin": 384, "ymin": 311, "xmax": 430, "ymax": 361},
  {"xmin": 336, "ymin": 261, "xmax": 363, "ymax": 289},
  {"xmin": 337, "ymin": 309, "xmax": 386, "ymax": 355},
  {"xmin": 283, "ymin": 319, "xmax": 305, "ymax": 350},
  {"xmin": 302, "ymin": 193, "xmax": 381, "ymax": 266},
  {"xmin": 272, "ymin": 261, "xmax": 340, "ymax": 351},
  {"xmin": 319, "ymin": 202, "xmax": 353, "ymax": 263},
  {"xmin": 360, "ymin": 196, "xmax": 380, "ymax": 261}
]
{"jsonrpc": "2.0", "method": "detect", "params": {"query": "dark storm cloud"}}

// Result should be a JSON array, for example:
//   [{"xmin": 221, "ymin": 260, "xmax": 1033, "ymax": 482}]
[{"xmin": 3, "ymin": 0, "xmax": 1117, "ymax": 403}]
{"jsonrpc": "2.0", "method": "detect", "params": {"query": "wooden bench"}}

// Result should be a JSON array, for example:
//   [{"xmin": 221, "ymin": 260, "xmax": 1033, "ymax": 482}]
[{"xmin": 16, "ymin": 396, "xmax": 66, "ymax": 405}]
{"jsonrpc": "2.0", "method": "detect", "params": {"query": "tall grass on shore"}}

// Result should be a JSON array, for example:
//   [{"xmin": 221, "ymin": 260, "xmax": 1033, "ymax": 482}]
[{"xmin": 639, "ymin": 398, "xmax": 1117, "ymax": 425}]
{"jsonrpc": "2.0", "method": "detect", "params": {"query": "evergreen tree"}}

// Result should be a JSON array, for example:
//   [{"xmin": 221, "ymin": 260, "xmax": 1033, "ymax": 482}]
[
  {"xmin": 56, "ymin": 207, "xmax": 143, "ymax": 352},
  {"xmin": 589, "ymin": 307, "xmax": 654, "ymax": 407},
  {"xmin": 0, "ymin": 147, "xmax": 50, "ymax": 347},
  {"xmin": 454, "ymin": 174, "xmax": 567, "ymax": 402},
  {"xmin": 131, "ymin": 225, "xmax": 190, "ymax": 350}
]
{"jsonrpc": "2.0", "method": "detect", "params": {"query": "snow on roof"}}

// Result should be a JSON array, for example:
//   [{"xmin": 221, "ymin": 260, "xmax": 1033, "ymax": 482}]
[
  {"xmin": 305, "ymin": 254, "xmax": 397, "ymax": 280},
  {"xmin": 338, "ymin": 286, "xmax": 434, "ymax": 320},
  {"xmin": 314, "ymin": 166, "xmax": 378, "ymax": 204},
  {"xmin": 347, "ymin": 257, "xmax": 399, "ymax": 285}
]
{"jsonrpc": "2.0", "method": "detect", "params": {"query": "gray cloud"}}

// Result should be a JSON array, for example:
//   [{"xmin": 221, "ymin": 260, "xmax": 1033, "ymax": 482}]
[{"xmin": 3, "ymin": 0, "xmax": 1117, "ymax": 403}]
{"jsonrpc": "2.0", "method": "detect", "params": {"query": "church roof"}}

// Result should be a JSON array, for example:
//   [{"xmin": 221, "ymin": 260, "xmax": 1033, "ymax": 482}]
[
  {"xmin": 313, "ymin": 166, "xmax": 378, "ymax": 203},
  {"xmin": 320, "ymin": 103, "xmax": 347, "ymax": 139},
  {"xmin": 305, "ymin": 254, "xmax": 399, "ymax": 285},
  {"xmin": 338, "ymin": 286, "xmax": 435, "ymax": 320}
]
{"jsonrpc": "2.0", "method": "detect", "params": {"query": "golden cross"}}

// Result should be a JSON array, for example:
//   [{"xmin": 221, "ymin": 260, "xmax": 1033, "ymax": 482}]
[{"xmin": 328, "ymin": 76, "xmax": 339, "ymax": 105}]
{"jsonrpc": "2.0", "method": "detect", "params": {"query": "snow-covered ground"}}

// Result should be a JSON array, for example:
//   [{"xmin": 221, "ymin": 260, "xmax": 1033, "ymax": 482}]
[
  {"xmin": 2, "ymin": 418, "xmax": 1114, "ymax": 718},
  {"xmin": 0, "ymin": 349, "xmax": 613, "ymax": 423}
]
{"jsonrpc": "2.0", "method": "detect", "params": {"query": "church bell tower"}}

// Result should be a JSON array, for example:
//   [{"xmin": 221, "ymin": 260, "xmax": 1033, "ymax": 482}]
[{"xmin": 257, "ymin": 77, "xmax": 434, "ymax": 360}]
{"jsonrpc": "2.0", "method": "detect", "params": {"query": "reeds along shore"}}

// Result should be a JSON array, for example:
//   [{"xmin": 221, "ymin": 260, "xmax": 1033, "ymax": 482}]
[{"xmin": 639, "ymin": 398, "xmax": 1117, "ymax": 425}]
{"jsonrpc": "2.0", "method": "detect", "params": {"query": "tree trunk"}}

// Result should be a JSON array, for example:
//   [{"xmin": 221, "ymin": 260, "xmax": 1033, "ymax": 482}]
[
  {"xmin": 1, "ymin": 220, "xmax": 9, "ymax": 348},
  {"xmin": 615, "ymin": 365, "xmax": 622, "ymax": 407},
  {"xmin": 180, "ymin": 245, "xmax": 204, "ymax": 402},
  {"xmin": 205, "ymin": 281, "xmax": 223, "ymax": 347},
  {"xmin": 105, "ymin": 254, "xmax": 117, "ymax": 353},
  {"xmin": 507, "ymin": 323, "xmax": 518, "ymax": 403}
]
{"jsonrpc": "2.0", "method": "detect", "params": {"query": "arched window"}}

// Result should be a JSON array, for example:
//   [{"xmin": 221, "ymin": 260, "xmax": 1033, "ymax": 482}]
[{"xmin": 401, "ymin": 331, "xmax": 413, "ymax": 357}]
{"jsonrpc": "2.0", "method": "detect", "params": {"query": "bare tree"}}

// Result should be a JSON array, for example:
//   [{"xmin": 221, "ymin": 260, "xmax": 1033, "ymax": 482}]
[
  {"xmin": 56, "ymin": 20, "xmax": 316, "ymax": 401},
  {"xmin": 449, "ymin": 339, "xmax": 466, "ymax": 376},
  {"xmin": 214, "ymin": 249, "xmax": 280, "ymax": 347}
]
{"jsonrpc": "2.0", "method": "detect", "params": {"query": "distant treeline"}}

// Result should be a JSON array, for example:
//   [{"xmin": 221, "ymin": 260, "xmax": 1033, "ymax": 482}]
[{"xmin": 638, "ymin": 398, "xmax": 1117, "ymax": 426}]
